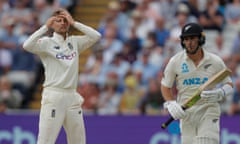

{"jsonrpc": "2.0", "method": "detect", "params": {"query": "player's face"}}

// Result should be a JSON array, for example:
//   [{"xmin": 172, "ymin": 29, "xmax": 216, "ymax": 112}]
[
  {"xmin": 183, "ymin": 36, "xmax": 200, "ymax": 54},
  {"xmin": 52, "ymin": 16, "xmax": 70, "ymax": 35}
]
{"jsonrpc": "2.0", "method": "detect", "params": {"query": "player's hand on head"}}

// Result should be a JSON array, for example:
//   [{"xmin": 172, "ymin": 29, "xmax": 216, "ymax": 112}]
[
  {"xmin": 46, "ymin": 16, "xmax": 57, "ymax": 29},
  {"xmin": 164, "ymin": 101, "xmax": 186, "ymax": 120},
  {"xmin": 59, "ymin": 10, "xmax": 75, "ymax": 25}
]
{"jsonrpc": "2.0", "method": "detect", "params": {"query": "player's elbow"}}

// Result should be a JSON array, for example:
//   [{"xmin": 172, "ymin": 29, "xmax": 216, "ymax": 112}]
[
  {"xmin": 22, "ymin": 40, "xmax": 34, "ymax": 52},
  {"xmin": 22, "ymin": 41, "xmax": 29, "ymax": 50},
  {"xmin": 94, "ymin": 32, "xmax": 101, "ymax": 42}
]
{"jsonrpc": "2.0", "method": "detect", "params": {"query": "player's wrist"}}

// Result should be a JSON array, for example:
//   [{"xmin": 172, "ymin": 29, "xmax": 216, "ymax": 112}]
[
  {"xmin": 163, "ymin": 100, "xmax": 174, "ymax": 109},
  {"xmin": 220, "ymin": 84, "xmax": 233, "ymax": 98},
  {"xmin": 164, "ymin": 101, "xmax": 186, "ymax": 120},
  {"xmin": 70, "ymin": 21, "xmax": 75, "ymax": 26}
]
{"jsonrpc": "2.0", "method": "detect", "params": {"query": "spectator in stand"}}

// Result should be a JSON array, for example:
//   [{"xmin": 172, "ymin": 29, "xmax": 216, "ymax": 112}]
[
  {"xmin": 139, "ymin": 78, "xmax": 166, "ymax": 115},
  {"xmin": 0, "ymin": 17, "xmax": 17, "ymax": 76},
  {"xmin": 149, "ymin": 45, "xmax": 165, "ymax": 71},
  {"xmin": 119, "ymin": 0, "xmax": 137, "ymax": 16},
  {"xmin": 0, "ymin": 75, "xmax": 23, "ymax": 111},
  {"xmin": 229, "ymin": 78, "xmax": 240, "ymax": 115},
  {"xmin": 132, "ymin": 49, "xmax": 158, "ymax": 87},
  {"xmin": 98, "ymin": 0, "xmax": 129, "ymax": 41},
  {"xmin": 56, "ymin": 0, "xmax": 78, "ymax": 13},
  {"xmin": 220, "ymin": 59, "xmax": 237, "ymax": 115},
  {"xmin": 182, "ymin": 0, "xmax": 200, "ymax": 18},
  {"xmin": 136, "ymin": 0, "xmax": 161, "ymax": 22},
  {"xmin": 127, "ymin": 8, "xmax": 155, "ymax": 44},
  {"xmin": 167, "ymin": 3, "xmax": 197, "ymax": 54},
  {"xmin": 107, "ymin": 52, "xmax": 131, "ymax": 89},
  {"xmin": 7, "ymin": 42, "xmax": 37, "ymax": 108},
  {"xmin": 0, "ymin": 0, "xmax": 10, "ymax": 21},
  {"xmin": 97, "ymin": 73, "xmax": 121, "ymax": 115},
  {"xmin": 119, "ymin": 74, "xmax": 144, "ymax": 115},
  {"xmin": 153, "ymin": 17, "xmax": 170, "ymax": 47},
  {"xmin": 33, "ymin": 0, "xmax": 56, "ymax": 25},
  {"xmin": 0, "ymin": 16, "xmax": 37, "ymax": 108},
  {"xmin": 124, "ymin": 26, "xmax": 142, "ymax": 54},
  {"xmin": 198, "ymin": 0, "xmax": 225, "ymax": 32},
  {"xmin": 121, "ymin": 41, "xmax": 138, "ymax": 64},
  {"xmin": 77, "ymin": 81, "xmax": 100, "ymax": 114},
  {"xmin": 143, "ymin": 31, "xmax": 166, "ymax": 71},
  {"xmin": 224, "ymin": 0, "xmax": 240, "ymax": 25},
  {"xmin": 144, "ymin": 31, "xmax": 158, "ymax": 50},
  {"xmin": 0, "ymin": 16, "xmax": 20, "ymax": 44},
  {"xmin": 207, "ymin": 33, "xmax": 231, "ymax": 62},
  {"xmin": 156, "ymin": 0, "xmax": 179, "ymax": 29},
  {"xmin": 231, "ymin": 28, "xmax": 240, "ymax": 64},
  {"xmin": 8, "ymin": 0, "xmax": 33, "ymax": 36},
  {"xmin": 98, "ymin": 22, "xmax": 123, "ymax": 64},
  {"xmin": 81, "ymin": 49, "xmax": 108, "ymax": 87},
  {"xmin": 170, "ymin": 2, "xmax": 198, "ymax": 28},
  {"xmin": 0, "ymin": 48, "xmax": 12, "ymax": 76}
]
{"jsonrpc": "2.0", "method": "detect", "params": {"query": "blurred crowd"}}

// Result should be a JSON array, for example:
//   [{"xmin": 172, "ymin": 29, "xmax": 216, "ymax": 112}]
[{"xmin": 1, "ymin": 0, "xmax": 240, "ymax": 116}]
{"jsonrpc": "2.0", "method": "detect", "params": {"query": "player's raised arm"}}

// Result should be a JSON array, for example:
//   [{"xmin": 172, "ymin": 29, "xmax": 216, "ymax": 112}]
[
  {"xmin": 60, "ymin": 9, "xmax": 101, "ymax": 44},
  {"xmin": 22, "ymin": 16, "xmax": 55, "ymax": 53},
  {"xmin": 73, "ymin": 22, "xmax": 101, "ymax": 42}
]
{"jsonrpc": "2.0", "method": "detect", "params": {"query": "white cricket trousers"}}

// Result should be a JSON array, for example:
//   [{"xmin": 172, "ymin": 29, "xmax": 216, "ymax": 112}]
[
  {"xmin": 180, "ymin": 103, "xmax": 221, "ymax": 144},
  {"xmin": 37, "ymin": 87, "xmax": 85, "ymax": 144}
]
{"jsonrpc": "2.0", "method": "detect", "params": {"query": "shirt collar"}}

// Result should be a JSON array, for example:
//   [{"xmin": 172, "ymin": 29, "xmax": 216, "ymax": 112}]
[{"xmin": 53, "ymin": 32, "xmax": 65, "ymax": 43}]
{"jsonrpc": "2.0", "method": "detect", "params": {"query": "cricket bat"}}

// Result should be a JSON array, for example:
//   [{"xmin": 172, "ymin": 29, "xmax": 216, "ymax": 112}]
[{"xmin": 161, "ymin": 68, "xmax": 232, "ymax": 129}]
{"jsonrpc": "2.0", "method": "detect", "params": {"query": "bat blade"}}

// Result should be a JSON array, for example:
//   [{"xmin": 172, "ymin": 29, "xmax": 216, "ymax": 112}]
[
  {"xmin": 183, "ymin": 68, "xmax": 231, "ymax": 109},
  {"xmin": 161, "ymin": 68, "xmax": 232, "ymax": 129}
]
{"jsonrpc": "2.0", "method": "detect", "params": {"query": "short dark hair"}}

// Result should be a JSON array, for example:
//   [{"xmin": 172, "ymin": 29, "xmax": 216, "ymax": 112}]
[{"xmin": 52, "ymin": 8, "xmax": 66, "ymax": 17}]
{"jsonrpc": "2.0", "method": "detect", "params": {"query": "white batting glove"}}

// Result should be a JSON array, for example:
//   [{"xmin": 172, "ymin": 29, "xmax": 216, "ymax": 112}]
[
  {"xmin": 164, "ymin": 101, "xmax": 186, "ymax": 120},
  {"xmin": 200, "ymin": 89, "xmax": 224, "ymax": 103},
  {"xmin": 200, "ymin": 84, "xmax": 233, "ymax": 103}
]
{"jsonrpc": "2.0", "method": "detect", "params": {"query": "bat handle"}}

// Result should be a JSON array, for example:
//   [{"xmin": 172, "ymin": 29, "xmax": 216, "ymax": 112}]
[{"xmin": 161, "ymin": 117, "xmax": 174, "ymax": 129}]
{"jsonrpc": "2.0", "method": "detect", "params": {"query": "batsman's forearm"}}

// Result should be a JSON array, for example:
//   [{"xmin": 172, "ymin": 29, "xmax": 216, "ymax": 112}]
[{"xmin": 161, "ymin": 85, "xmax": 175, "ymax": 101}]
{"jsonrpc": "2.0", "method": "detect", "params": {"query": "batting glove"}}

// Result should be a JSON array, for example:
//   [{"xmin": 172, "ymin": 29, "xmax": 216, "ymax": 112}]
[
  {"xmin": 164, "ymin": 101, "xmax": 186, "ymax": 120},
  {"xmin": 200, "ymin": 84, "xmax": 233, "ymax": 103}
]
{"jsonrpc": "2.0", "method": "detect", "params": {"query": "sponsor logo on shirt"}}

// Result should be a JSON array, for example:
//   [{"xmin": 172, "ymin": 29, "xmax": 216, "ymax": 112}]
[
  {"xmin": 56, "ymin": 52, "xmax": 77, "ymax": 60},
  {"xmin": 183, "ymin": 77, "xmax": 208, "ymax": 85}
]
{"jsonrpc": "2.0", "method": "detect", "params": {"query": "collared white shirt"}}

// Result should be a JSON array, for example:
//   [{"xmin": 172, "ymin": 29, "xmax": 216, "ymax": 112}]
[
  {"xmin": 161, "ymin": 49, "xmax": 232, "ymax": 104},
  {"xmin": 23, "ymin": 22, "xmax": 101, "ymax": 89}
]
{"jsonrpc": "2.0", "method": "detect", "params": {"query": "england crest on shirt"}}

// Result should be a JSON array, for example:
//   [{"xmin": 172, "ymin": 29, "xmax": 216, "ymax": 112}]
[{"xmin": 68, "ymin": 43, "xmax": 73, "ymax": 50}]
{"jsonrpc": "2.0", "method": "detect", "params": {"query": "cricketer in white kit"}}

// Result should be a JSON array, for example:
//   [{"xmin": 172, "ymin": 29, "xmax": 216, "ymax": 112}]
[
  {"xmin": 23, "ymin": 8, "xmax": 101, "ymax": 144},
  {"xmin": 161, "ymin": 23, "xmax": 233, "ymax": 144}
]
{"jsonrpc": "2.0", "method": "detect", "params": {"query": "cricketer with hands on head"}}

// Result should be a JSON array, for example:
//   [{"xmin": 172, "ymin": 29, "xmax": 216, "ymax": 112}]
[
  {"xmin": 23, "ymin": 8, "xmax": 101, "ymax": 144},
  {"xmin": 161, "ymin": 23, "xmax": 233, "ymax": 144}
]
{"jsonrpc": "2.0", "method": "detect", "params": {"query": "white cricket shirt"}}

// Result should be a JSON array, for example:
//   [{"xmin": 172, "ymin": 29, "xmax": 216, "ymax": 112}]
[
  {"xmin": 161, "ymin": 49, "xmax": 232, "ymax": 104},
  {"xmin": 23, "ymin": 22, "xmax": 101, "ymax": 89}
]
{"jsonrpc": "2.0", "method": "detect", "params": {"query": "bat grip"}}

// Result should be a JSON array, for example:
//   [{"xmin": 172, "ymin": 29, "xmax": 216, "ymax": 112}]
[
  {"xmin": 161, "ymin": 106, "xmax": 186, "ymax": 129},
  {"xmin": 161, "ymin": 117, "xmax": 174, "ymax": 129}
]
